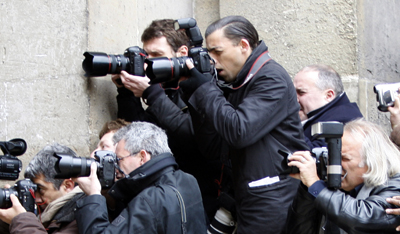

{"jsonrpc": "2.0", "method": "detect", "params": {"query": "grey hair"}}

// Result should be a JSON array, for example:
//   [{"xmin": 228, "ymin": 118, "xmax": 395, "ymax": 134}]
[
  {"xmin": 344, "ymin": 118, "xmax": 400, "ymax": 187},
  {"xmin": 300, "ymin": 64, "xmax": 344, "ymax": 96},
  {"xmin": 24, "ymin": 143, "xmax": 77, "ymax": 190},
  {"xmin": 113, "ymin": 121, "xmax": 172, "ymax": 158}
]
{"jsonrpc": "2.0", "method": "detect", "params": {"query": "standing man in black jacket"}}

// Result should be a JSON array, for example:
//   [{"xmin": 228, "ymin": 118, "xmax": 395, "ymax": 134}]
[
  {"xmin": 74, "ymin": 121, "xmax": 207, "ymax": 234},
  {"xmin": 113, "ymin": 19, "xmax": 222, "ymax": 222},
  {"xmin": 180, "ymin": 15, "xmax": 309, "ymax": 234},
  {"xmin": 293, "ymin": 64, "xmax": 363, "ymax": 149},
  {"xmin": 284, "ymin": 119, "xmax": 400, "ymax": 234}
]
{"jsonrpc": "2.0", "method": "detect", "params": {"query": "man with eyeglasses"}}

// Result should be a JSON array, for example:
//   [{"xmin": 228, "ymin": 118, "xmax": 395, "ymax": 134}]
[{"xmin": 74, "ymin": 121, "xmax": 207, "ymax": 234}]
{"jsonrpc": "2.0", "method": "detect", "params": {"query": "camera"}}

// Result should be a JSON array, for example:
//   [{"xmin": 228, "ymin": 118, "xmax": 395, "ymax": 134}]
[
  {"xmin": 53, "ymin": 150, "xmax": 116, "ymax": 189},
  {"xmin": 373, "ymin": 82, "xmax": 400, "ymax": 112},
  {"xmin": 312, "ymin": 147, "xmax": 328, "ymax": 182},
  {"xmin": 82, "ymin": 46, "xmax": 147, "ymax": 77},
  {"xmin": 145, "ymin": 18, "xmax": 214, "ymax": 84},
  {"xmin": 0, "ymin": 138, "xmax": 26, "ymax": 180},
  {"xmin": 207, "ymin": 192, "xmax": 237, "ymax": 234},
  {"xmin": 0, "ymin": 178, "xmax": 37, "ymax": 212},
  {"xmin": 311, "ymin": 121, "xmax": 343, "ymax": 190}
]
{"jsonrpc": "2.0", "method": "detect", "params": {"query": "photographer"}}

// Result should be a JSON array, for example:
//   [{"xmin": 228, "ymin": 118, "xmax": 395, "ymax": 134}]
[
  {"xmin": 293, "ymin": 64, "xmax": 363, "ymax": 149},
  {"xmin": 179, "ymin": 15, "xmax": 309, "ymax": 234},
  {"xmin": 113, "ymin": 19, "xmax": 222, "ymax": 222},
  {"xmin": 74, "ymin": 121, "xmax": 207, "ymax": 233},
  {"xmin": 283, "ymin": 119, "xmax": 400, "ymax": 234},
  {"xmin": 0, "ymin": 143, "xmax": 85, "ymax": 234}
]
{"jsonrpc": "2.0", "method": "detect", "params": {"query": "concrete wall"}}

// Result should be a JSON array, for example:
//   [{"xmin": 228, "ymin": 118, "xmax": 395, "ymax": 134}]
[{"xmin": 0, "ymin": 0, "xmax": 399, "ymax": 186}]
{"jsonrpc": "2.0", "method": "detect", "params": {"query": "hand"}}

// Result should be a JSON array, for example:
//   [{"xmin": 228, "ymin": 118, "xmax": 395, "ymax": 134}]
[
  {"xmin": 179, "ymin": 59, "xmax": 212, "ymax": 97},
  {"xmin": 0, "ymin": 194, "xmax": 27, "ymax": 224},
  {"xmin": 73, "ymin": 162, "xmax": 102, "ymax": 196},
  {"xmin": 111, "ymin": 74, "xmax": 124, "ymax": 88},
  {"xmin": 386, "ymin": 196, "xmax": 400, "ymax": 231},
  {"xmin": 288, "ymin": 151, "xmax": 320, "ymax": 187},
  {"xmin": 120, "ymin": 71, "xmax": 150, "ymax": 97}
]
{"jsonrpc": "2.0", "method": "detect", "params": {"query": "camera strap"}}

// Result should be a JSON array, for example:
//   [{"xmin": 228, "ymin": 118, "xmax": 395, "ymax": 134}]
[
  {"xmin": 165, "ymin": 185, "xmax": 187, "ymax": 234},
  {"xmin": 217, "ymin": 51, "xmax": 272, "ymax": 90}
]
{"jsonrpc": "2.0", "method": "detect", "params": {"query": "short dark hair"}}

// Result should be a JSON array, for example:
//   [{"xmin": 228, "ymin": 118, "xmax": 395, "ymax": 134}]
[
  {"xmin": 24, "ymin": 143, "xmax": 77, "ymax": 190},
  {"xmin": 205, "ymin": 15, "xmax": 259, "ymax": 50},
  {"xmin": 141, "ymin": 19, "xmax": 190, "ymax": 52},
  {"xmin": 99, "ymin": 118, "xmax": 130, "ymax": 139}
]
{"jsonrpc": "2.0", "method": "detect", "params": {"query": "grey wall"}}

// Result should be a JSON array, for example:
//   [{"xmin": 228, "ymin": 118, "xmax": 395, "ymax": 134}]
[{"xmin": 0, "ymin": 0, "xmax": 399, "ymax": 186}]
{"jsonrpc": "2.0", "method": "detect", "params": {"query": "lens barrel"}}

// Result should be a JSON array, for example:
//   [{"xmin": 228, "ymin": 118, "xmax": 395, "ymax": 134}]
[
  {"xmin": 82, "ymin": 52, "xmax": 129, "ymax": 77},
  {"xmin": 54, "ymin": 153, "xmax": 94, "ymax": 178}
]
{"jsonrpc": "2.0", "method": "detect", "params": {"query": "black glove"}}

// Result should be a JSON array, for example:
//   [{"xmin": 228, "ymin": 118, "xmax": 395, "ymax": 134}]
[{"xmin": 179, "ymin": 67, "xmax": 212, "ymax": 98}]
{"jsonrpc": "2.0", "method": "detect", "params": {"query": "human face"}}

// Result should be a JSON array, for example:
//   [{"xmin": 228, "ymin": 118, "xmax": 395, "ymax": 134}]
[
  {"xmin": 143, "ymin": 36, "xmax": 176, "ymax": 58},
  {"xmin": 32, "ymin": 174, "xmax": 67, "ymax": 211},
  {"xmin": 90, "ymin": 131, "xmax": 116, "ymax": 158},
  {"xmin": 114, "ymin": 139, "xmax": 148, "ymax": 180},
  {"xmin": 340, "ymin": 131, "xmax": 368, "ymax": 191},
  {"xmin": 206, "ymin": 29, "xmax": 250, "ymax": 83},
  {"xmin": 294, "ymin": 70, "xmax": 329, "ymax": 116}
]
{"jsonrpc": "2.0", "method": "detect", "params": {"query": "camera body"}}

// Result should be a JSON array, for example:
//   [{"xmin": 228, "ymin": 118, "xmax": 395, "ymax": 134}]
[
  {"xmin": 312, "ymin": 147, "xmax": 328, "ymax": 182},
  {"xmin": 0, "ymin": 138, "xmax": 27, "ymax": 180},
  {"xmin": 0, "ymin": 178, "xmax": 37, "ymax": 212},
  {"xmin": 54, "ymin": 150, "xmax": 116, "ymax": 189},
  {"xmin": 145, "ymin": 18, "xmax": 213, "ymax": 84},
  {"xmin": 373, "ymin": 82, "xmax": 400, "ymax": 112},
  {"xmin": 82, "ymin": 46, "xmax": 147, "ymax": 77}
]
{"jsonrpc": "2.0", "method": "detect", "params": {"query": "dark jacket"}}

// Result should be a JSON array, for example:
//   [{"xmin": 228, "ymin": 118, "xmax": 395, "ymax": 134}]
[
  {"xmin": 9, "ymin": 192, "xmax": 85, "ymax": 234},
  {"xmin": 117, "ymin": 84, "xmax": 222, "ymax": 221},
  {"xmin": 186, "ymin": 41, "xmax": 309, "ymax": 234},
  {"xmin": 75, "ymin": 153, "xmax": 207, "ymax": 234},
  {"xmin": 303, "ymin": 92, "xmax": 363, "ymax": 149},
  {"xmin": 284, "ymin": 175, "xmax": 400, "ymax": 234}
]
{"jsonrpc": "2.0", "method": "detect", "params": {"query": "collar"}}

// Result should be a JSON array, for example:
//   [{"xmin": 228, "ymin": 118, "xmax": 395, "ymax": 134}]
[{"xmin": 307, "ymin": 92, "xmax": 346, "ymax": 119}]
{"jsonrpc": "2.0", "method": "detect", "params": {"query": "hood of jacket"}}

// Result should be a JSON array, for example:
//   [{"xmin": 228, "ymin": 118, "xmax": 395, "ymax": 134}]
[{"xmin": 108, "ymin": 153, "xmax": 178, "ymax": 203}]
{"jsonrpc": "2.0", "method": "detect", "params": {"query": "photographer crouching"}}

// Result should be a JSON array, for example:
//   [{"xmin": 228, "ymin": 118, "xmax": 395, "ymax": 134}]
[{"xmin": 283, "ymin": 118, "xmax": 400, "ymax": 234}]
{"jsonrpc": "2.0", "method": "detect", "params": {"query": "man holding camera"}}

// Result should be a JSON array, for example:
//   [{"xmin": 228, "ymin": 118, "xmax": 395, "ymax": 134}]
[
  {"xmin": 113, "ymin": 19, "xmax": 222, "ymax": 222},
  {"xmin": 284, "ymin": 119, "xmax": 400, "ymax": 234},
  {"xmin": 74, "ymin": 121, "xmax": 207, "ymax": 234},
  {"xmin": 0, "ymin": 143, "xmax": 85, "ymax": 234},
  {"xmin": 293, "ymin": 64, "xmax": 363, "ymax": 149},
  {"xmin": 179, "ymin": 15, "xmax": 309, "ymax": 234}
]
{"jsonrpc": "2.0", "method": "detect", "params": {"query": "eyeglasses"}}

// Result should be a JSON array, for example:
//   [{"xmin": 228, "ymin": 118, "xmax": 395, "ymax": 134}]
[{"xmin": 116, "ymin": 152, "xmax": 139, "ymax": 163}]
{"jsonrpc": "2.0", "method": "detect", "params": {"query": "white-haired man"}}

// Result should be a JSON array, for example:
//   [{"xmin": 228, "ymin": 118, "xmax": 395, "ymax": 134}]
[{"xmin": 283, "ymin": 118, "xmax": 400, "ymax": 234}]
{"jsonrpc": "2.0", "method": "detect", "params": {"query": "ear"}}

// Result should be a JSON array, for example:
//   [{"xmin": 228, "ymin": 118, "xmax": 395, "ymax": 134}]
[
  {"xmin": 61, "ymin": 179, "xmax": 75, "ymax": 193},
  {"xmin": 325, "ymin": 89, "xmax": 336, "ymax": 102},
  {"xmin": 139, "ymin": 150, "xmax": 151, "ymax": 165},
  {"xmin": 239, "ymin": 39, "xmax": 251, "ymax": 53},
  {"xmin": 176, "ymin": 45, "xmax": 189, "ymax": 57}
]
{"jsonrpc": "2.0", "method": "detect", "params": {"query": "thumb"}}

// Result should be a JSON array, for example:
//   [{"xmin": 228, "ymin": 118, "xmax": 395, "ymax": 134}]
[
  {"xmin": 10, "ymin": 194, "xmax": 20, "ymax": 205},
  {"xmin": 185, "ymin": 59, "xmax": 194, "ymax": 70},
  {"xmin": 90, "ymin": 162, "xmax": 98, "ymax": 177}
]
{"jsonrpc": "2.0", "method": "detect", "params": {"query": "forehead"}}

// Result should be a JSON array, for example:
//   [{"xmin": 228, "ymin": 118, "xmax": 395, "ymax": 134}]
[
  {"xmin": 32, "ymin": 174, "xmax": 54, "ymax": 188},
  {"xmin": 143, "ymin": 36, "xmax": 173, "ymax": 53},
  {"xmin": 342, "ymin": 131, "xmax": 362, "ymax": 156},
  {"xmin": 294, "ymin": 70, "xmax": 319, "ymax": 87},
  {"xmin": 206, "ymin": 29, "xmax": 232, "ymax": 49}
]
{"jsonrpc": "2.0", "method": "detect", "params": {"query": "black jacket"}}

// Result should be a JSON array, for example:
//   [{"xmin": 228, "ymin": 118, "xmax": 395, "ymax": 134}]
[
  {"xmin": 284, "ymin": 175, "xmax": 400, "ymax": 234},
  {"xmin": 303, "ymin": 92, "xmax": 363, "ymax": 149},
  {"xmin": 117, "ymin": 84, "xmax": 222, "ymax": 221},
  {"xmin": 75, "ymin": 153, "xmax": 207, "ymax": 234},
  {"xmin": 186, "ymin": 41, "xmax": 309, "ymax": 234}
]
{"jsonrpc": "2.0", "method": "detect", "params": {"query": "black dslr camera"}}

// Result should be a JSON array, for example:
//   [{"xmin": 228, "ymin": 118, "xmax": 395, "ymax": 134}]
[
  {"xmin": 280, "ymin": 121, "xmax": 343, "ymax": 190},
  {"xmin": 54, "ymin": 150, "xmax": 116, "ymax": 189},
  {"xmin": 311, "ymin": 121, "xmax": 343, "ymax": 190},
  {"xmin": 82, "ymin": 46, "xmax": 147, "ymax": 77},
  {"xmin": 0, "ymin": 178, "xmax": 37, "ymax": 212},
  {"xmin": 0, "ymin": 138, "xmax": 26, "ymax": 180},
  {"xmin": 373, "ymin": 82, "xmax": 400, "ymax": 112},
  {"xmin": 145, "ymin": 18, "xmax": 214, "ymax": 84}
]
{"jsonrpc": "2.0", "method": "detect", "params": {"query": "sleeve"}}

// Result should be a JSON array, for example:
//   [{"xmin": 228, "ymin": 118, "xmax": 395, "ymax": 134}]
[
  {"xmin": 9, "ymin": 212, "xmax": 47, "ymax": 234},
  {"xmin": 116, "ymin": 87, "xmax": 156, "ymax": 123},
  {"xmin": 75, "ymin": 194, "xmax": 158, "ymax": 234},
  {"xmin": 314, "ymin": 185, "xmax": 400, "ymax": 233},
  {"xmin": 188, "ymin": 69, "xmax": 290, "ymax": 148}
]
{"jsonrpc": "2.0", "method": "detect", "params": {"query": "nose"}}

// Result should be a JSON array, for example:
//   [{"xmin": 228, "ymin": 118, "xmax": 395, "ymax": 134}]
[{"xmin": 34, "ymin": 192, "xmax": 43, "ymax": 204}]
